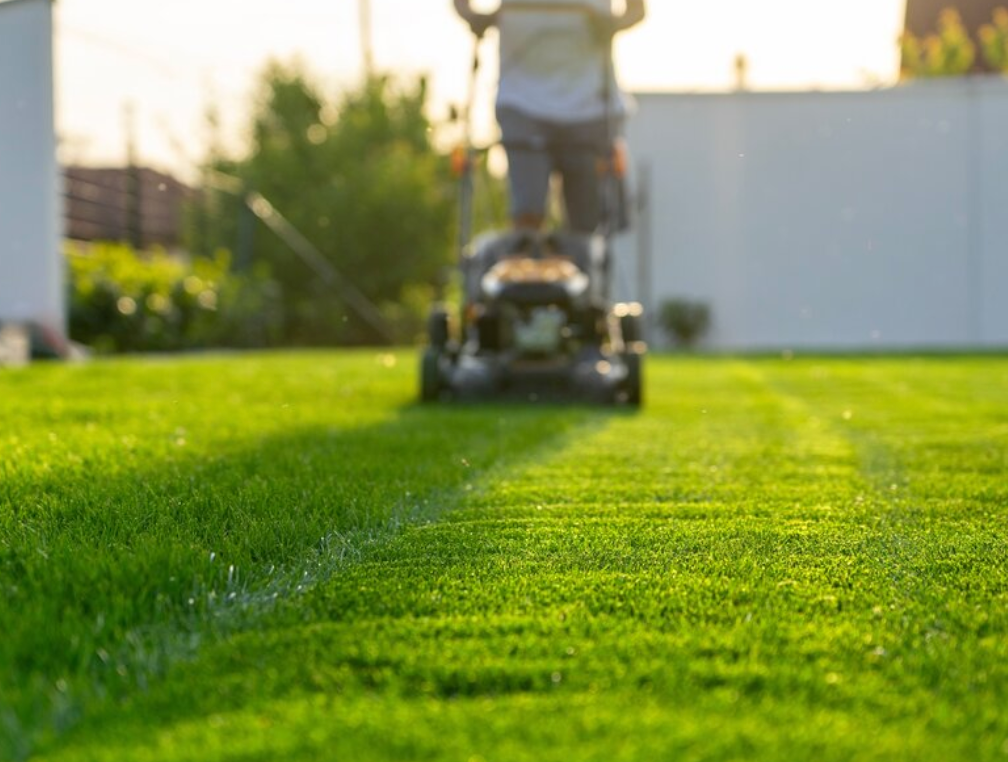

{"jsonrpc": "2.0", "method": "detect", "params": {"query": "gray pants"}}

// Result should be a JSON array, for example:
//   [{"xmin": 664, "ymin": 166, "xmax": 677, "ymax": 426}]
[{"xmin": 497, "ymin": 106, "xmax": 618, "ymax": 234}]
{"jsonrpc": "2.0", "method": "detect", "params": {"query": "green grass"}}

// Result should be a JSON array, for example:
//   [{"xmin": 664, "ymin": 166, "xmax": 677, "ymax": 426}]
[{"xmin": 2, "ymin": 352, "xmax": 1007, "ymax": 761}]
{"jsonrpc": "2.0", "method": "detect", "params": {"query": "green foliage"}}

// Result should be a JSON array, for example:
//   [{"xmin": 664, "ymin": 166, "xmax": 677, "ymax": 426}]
[
  {"xmin": 190, "ymin": 64, "xmax": 457, "ymax": 345},
  {"xmin": 901, "ymin": 8, "xmax": 977, "ymax": 77},
  {"xmin": 67, "ymin": 242, "xmax": 282, "ymax": 353},
  {"xmin": 979, "ymin": 7, "xmax": 1008, "ymax": 72},
  {"xmin": 3, "ymin": 355, "xmax": 1007, "ymax": 760},
  {"xmin": 658, "ymin": 297, "xmax": 711, "ymax": 348}
]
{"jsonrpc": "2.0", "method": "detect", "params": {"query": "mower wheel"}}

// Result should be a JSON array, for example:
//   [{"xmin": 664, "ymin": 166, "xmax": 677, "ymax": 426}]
[
  {"xmin": 428, "ymin": 308, "xmax": 449, "ymax": 349},
  {"xmin": 620, "ymin": 313, "xmax": 638, "ymax": 344},
  {"xmin": 618, "ymin": 303, "xmax": 644, "ymax": 345},
  {"xmin": 624, "ymin": 350, "xmax": 643, "ymax": 406},
  {"xmin": 420, "ymin": 348, "xmax": 442, "ymax": 402}
]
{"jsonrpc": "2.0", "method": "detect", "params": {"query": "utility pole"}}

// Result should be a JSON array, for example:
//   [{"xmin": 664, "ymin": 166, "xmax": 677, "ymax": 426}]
[
  {"xmin": 123, "ymin": 101, "xmax": 143, "ymax": 250},
  {"xmin": 358, "ymin": 0, "xmax": 374, "ymax": 77},
  {"xmin": 733, "ymin": 53, "xmax": 749, "ymax": 91}
]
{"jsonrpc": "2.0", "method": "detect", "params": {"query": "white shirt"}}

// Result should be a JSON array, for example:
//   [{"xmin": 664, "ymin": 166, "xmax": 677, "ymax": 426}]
[{"xmin": 496, "ymin": 0, "xmax": 627, "ymax": 123}]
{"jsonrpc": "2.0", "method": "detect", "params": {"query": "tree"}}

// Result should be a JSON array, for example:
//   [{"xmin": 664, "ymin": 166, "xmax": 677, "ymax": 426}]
[
  {"xmin": 979, "ymin": 7, "xmax": 1008, "ymax": 71},
  {"xmin": 902, "ymin": 8, "xmax": 977, "ymax": 77},
  {"xmin": 190, "ymin": 63, "xmax": 456, "ymax": 345}
]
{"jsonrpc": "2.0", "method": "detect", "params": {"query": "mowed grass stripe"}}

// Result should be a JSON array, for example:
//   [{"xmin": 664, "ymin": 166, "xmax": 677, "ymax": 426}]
[
  {"xmin": 458, "ymin": 360, "xmax": 866, "ymax": 517},
  {"xmin": 771, "ymin": 359, "xmax": 1008, "ymax": 511},
  {"xmin": 40, "ymin": 356, "xmax": 1008, "ymax": 761}
]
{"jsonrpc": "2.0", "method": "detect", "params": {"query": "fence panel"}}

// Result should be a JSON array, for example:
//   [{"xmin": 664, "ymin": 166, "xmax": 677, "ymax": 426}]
[{"xmin": 622, "ymin": 78, "xmax": 1008, "ymax": 350}]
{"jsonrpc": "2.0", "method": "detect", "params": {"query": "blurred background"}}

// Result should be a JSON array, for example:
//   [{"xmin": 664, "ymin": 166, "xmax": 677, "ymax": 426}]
[
  {"xmin": 2, "ymin": 0, "xmax": 1007, "ymax": 356},
  {"xmin": 55, "ymin": 0, "xmax": 909, "ymax": 172}
]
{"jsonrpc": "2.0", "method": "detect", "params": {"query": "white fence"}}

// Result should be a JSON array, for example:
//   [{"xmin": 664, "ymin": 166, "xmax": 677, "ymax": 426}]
[
  {"xmin": 620, "ymin": 77, "xmax": 1008, "ymax": 351},
  {"xmin": 0, "ymin": 0, "xmax": 63, "ymax": 339}
]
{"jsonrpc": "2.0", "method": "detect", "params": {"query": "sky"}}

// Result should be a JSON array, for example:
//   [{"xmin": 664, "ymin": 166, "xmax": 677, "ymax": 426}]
[{"xmin": 53, "ymin": 0, "xmax": 909, "ymax": 176}]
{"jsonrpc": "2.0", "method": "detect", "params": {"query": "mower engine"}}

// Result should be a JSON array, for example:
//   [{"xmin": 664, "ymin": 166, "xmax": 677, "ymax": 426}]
[{"xmin": 421, "ymin": 230, "xmax": 644, "ymax": 405}]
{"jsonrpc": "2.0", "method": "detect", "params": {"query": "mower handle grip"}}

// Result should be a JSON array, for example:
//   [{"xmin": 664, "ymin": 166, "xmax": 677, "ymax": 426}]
[
  {"xmin": 461, "ymin": 2, "xmax": 614, "ymax": 41},
  {"xmin": 497, "ymin": 2, "xmax": 608, "ymax": 15}
]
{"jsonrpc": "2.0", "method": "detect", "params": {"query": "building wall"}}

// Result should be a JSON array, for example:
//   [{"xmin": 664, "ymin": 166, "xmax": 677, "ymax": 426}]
[
  {"xmin": 619, "ymin": 78, "xmax": 1008, "ymax": 351},
  {"xmin": 0, "ymin": 0, "xmax": 63, "ymax": 333}
]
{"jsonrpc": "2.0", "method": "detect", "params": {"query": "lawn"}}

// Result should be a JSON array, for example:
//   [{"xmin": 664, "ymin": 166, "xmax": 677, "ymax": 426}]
[{"xmin": 2, "ymin": 352, "xmax": 1006, "ymax": 761}]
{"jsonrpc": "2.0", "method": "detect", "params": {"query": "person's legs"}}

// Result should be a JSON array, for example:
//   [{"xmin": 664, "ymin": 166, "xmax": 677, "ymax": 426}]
[
  {"xmin": 550, "ymin": 117, "xmax": 612, "ymax": 234},
  {"xmin": 497, "ymin": 106, "xmax": 551, "ymax": 230}
]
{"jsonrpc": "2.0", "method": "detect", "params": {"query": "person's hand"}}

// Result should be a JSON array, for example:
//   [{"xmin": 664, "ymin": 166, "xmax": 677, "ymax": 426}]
[{"xmin": 467, "ymin": 11, "xmax": 497, "ymax": 38}]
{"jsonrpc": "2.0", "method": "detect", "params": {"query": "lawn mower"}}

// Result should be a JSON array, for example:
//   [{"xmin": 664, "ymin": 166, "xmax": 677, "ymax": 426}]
[{"xmin": 420, "ymin": 3, "xmax": 646, "ymax": 405}]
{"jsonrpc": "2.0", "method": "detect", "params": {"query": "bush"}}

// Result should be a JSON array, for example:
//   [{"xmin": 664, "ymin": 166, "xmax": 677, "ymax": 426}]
[
  {"xmin": 901, "ymin": 8, "xmax": 976, "ymax": 77},
  {"xmin": 67, "ymin": 242, "xmax": 283, "ymax": 354},
  {"xmin": 190, "ymin": 67, "xmax": 457, "ymax": 346},
  {"xmin": 659, "ymin": 298, "xmax": 711, "ymax": 349},
  {"xmin": 979, "ymin": 7, "xmax": 1008, "ymax": 72}
]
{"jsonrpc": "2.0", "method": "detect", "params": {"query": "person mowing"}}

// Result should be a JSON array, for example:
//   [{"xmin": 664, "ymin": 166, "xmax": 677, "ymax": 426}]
[{"xmin": 453, "ymin": 0, "xmax": 646, "ymax": 234}]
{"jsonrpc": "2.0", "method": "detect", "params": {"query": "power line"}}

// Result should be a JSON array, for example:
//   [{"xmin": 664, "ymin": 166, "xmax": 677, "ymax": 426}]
[{"xmin": 57, "ymin": 23, "xmax": 198, "ymax": 82}]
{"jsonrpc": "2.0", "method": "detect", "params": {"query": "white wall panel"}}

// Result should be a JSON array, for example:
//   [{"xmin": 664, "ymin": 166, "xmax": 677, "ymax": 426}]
[
  {"xmin": 976, "ymin": 79, "xmax": 1008, "ymax": 347},
  {"xmin": 620, "ymin": 79, "xmax": 1008, "ymax": 351},
  {"xmin": 0, "ymin": 0, "xmax": 63, "ymax": 334}
]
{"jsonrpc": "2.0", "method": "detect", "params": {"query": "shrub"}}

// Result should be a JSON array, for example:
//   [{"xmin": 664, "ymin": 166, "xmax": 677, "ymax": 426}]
[
  {"xmin": 190, "ymin": 67, "xmax": 457, "ymax": 346},
  {"xmin": 67, "ymin": 242, "xmax": 282, "ymax": 353},
  {"xmin": 901, "ymin": 8, "xmax": 976, "ymax": 78},
  {"xmin": 659, "ymin": 298, "xmax": 711, "ymax": 349},
  {"xmin": 979, "ymin": 7, "xmax": 1008, "ymax": 72}
]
